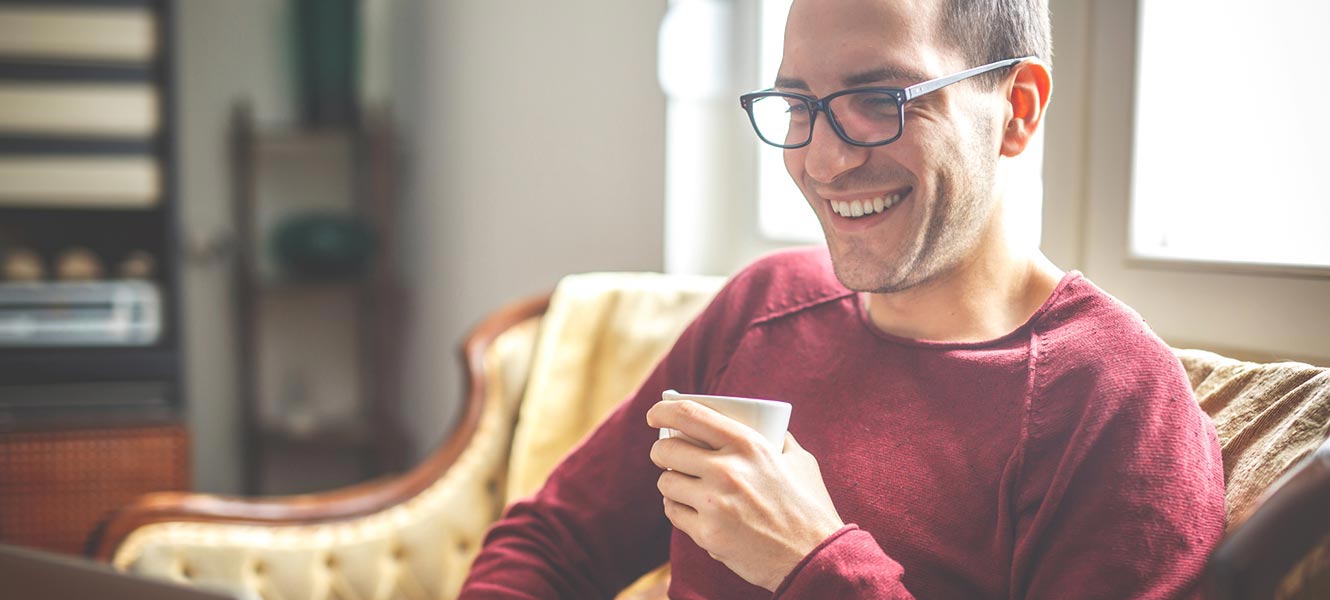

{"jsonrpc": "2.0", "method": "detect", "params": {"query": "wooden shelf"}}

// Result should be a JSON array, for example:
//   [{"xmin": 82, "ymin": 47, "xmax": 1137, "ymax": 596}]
[{"xmin": 232, "ymin": 103, "xmax": 408, "ymax": 495}]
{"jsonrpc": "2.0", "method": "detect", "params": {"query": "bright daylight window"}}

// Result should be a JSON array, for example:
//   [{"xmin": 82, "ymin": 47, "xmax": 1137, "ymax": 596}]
[
  {"xmin": 1132, "ymin": 0, "xmax": 1330, "ymax": 269},
  {"xmin": 755, "ymin": 0, "xmax": 821, "ymax": 243},
  {"xmin": 754, "ymin": 0, "xmax": 1044, "ymax": 246}
]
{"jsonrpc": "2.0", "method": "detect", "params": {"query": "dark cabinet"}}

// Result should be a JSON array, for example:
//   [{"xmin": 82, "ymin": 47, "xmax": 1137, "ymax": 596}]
[{"xmin": 0, "ymin": 0, "xmax": 188, "ymax": 555}]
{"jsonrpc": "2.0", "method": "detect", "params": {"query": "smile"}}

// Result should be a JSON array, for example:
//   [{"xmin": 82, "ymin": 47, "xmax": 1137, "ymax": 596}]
[{"xmin": 828, "ymin": 189, "xmax": 909, "ymax": 219}]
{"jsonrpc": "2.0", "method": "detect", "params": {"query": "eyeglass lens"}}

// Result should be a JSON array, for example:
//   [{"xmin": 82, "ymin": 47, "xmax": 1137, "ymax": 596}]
[{"xmin": 748, "ymin": 91, "xmax": 902, "ymax": 147}]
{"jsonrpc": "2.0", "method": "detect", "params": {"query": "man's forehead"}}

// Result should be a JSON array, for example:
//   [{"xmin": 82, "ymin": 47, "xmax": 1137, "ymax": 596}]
[
  {"xmin": 785, "ymin": 0, "xmax": 940, "ymax": 42},
  {"xmin": 779, "ymin": 0, "xmax": 952, "ymax": 89}
]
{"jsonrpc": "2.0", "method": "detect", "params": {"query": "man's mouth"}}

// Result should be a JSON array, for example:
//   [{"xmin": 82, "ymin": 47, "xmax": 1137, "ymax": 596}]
[{"xmin": 827, "ymin": 188, "xmax": 910, "ymax": 219}]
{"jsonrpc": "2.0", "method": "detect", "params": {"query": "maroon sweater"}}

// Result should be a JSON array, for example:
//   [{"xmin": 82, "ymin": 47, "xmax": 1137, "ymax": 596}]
[{"xmin": 460, "ymin": 248, "xmax": 1225, "ymax": 599}]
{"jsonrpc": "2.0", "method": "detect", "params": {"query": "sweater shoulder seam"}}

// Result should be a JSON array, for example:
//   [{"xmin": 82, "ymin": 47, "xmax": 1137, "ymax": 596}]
[{"xmin": 751, "ymin": 288, "xmax": 856, "ymax": 328}]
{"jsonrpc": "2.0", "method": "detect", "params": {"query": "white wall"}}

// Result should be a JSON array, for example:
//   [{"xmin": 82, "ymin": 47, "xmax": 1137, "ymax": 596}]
[
  {"xmin": 176, "ymin": 0, "xmax": 668, "ymax": 490},
  {"xmin": 397, "ymin": 0, "xmax": 669, "ymax": 458},
  {"xmin": 175, "ymin": 0, "xmax": 295, "ymax": 492}
]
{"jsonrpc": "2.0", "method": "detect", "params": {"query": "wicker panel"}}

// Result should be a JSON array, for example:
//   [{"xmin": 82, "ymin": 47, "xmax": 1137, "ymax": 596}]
[{"xmin": 0, "ymin": 424, "xmax": 188, "ymax": 555}]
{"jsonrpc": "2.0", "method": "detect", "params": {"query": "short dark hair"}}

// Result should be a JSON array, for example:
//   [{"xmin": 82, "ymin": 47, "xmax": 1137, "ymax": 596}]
[{"xmin": 938, "ymin": 0, "xmax": 1052, "ymax": 86}]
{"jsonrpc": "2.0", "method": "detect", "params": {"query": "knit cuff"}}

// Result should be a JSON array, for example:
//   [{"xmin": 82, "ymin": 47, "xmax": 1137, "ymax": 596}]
[{"xmin": 770, "ymin": 524, "xmax": 912, "ymax": 599}]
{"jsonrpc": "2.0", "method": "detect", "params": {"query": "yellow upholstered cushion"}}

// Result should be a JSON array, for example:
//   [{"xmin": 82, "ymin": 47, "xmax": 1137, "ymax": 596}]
[{"xmin": 505, "ymin": 272, "xmax": 724, "ymax": 504}]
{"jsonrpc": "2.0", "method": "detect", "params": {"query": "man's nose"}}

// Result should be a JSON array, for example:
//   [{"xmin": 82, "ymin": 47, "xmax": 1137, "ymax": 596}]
[{"xmin": 801, "ymin": 116, "xmax": 870, "ymax": 184}]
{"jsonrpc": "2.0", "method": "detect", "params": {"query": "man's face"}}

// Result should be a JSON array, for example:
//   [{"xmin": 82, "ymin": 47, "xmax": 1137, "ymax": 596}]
[{"xmin": 780, "ymin": 0, "xmax": 1006, "ymax": 293}]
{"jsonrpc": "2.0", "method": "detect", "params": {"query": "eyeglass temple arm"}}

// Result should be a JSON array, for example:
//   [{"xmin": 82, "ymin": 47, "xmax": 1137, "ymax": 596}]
[{"xmin": 902, "ymin": 57, "xmax": 1031, "ymax": 101}]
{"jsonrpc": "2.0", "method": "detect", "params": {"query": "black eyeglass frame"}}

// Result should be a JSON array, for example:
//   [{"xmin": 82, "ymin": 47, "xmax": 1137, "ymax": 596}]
[{"xmin": 739, "ymin": 56, "xmax": 1032, "ymax": 149}]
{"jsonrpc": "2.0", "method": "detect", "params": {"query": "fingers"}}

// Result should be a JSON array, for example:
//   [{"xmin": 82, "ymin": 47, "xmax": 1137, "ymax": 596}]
[
  {"xmin": 650, "ymin": 436, "xmax": 711, "ymax": 476},
  {"xmin": 656, "ymin": 469, "xmax": 707, "ymax": 509},
  {"xmin": 646, "ymin": 399, "xmax": 761, "ymax": 452},
  {"xmin": 662, "ymin": 496, "xmax": 699, "ymax": 537}
]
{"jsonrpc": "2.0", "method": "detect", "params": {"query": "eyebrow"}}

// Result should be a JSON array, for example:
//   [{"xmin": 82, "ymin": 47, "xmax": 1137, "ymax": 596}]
[
  {"xmin": 843, "ymin": 66, "xmax": 930, "ymax": 87},
  {"xmin": 774, "ymin": 65, "xmax": 932, "ymax": 92}
]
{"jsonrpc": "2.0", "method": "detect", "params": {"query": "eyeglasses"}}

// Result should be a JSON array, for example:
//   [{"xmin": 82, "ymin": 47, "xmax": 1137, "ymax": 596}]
[{"xmin": 739, "ymin": 57, "xmax": 1030, "ymax": 149}]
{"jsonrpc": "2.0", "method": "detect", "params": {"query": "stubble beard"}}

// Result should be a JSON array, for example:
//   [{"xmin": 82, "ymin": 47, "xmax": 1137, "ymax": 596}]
[{"xmin": 825, "ymin": 125, "xmax": 998, "ymax": 295}]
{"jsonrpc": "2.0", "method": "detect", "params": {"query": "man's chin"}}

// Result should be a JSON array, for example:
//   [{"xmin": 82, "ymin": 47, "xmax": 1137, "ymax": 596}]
[
  {"xmin": 829, "ymin": 257, "xmax": 909, "ymax": 294},
  {"xmin": 827, "ymin": 242, "xmax": 944, "ymax": 294}
]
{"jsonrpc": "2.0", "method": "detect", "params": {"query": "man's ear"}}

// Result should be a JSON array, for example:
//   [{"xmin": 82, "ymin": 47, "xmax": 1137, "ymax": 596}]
[{"xmin": 1000, "ymin": 60, "xmax": 1052, "ymax": 157}]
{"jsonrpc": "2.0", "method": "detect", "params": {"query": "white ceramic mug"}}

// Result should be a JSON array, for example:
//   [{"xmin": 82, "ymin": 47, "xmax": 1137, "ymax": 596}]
[{"xmin": 657, "ymin": 389, "xmax": 792, "ymax": 450}]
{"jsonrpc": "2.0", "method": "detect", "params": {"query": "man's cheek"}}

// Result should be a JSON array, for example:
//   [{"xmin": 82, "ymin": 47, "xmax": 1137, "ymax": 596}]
[{"xmin": 783, "ymin": 149, "xmax": 805, "ymax": 185}]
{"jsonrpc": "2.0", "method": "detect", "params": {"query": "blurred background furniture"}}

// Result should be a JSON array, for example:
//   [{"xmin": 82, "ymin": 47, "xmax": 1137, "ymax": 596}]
[
  {"xmin": 90, "ymin": 272, "xmax": 1330, "ymax": 600},
  {"xmin": 229, "ymin": 100, "xmax": 408, "ymax": 496},
  {"xmin": 0, "ymin": 0, "xmax": 190, "ymax": 556}
]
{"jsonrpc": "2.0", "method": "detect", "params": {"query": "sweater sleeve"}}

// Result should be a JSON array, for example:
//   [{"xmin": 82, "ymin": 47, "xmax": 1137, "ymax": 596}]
[
  {"xmin": 1009, "ymin": 327, "xmax": 1226, "ymax": 599},
  {"xmin": 459, "ymin": 277, "xmax": 750, "ymax": 599},
  {"xmin": 770, "ymin": 525, "xmax": 916, "ymax": 599}
]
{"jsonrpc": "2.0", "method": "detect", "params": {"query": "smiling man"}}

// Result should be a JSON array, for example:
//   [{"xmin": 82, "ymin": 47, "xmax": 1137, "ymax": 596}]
[{"xmin": 460, "ymin": 0, "xmax": 1225, "ymax": 598}]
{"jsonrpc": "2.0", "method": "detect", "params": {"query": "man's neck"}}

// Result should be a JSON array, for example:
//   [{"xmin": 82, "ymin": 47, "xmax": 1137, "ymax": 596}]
[{"xmin": 862, "ymin": 218, "xmax": 1064, "ymax": 344}]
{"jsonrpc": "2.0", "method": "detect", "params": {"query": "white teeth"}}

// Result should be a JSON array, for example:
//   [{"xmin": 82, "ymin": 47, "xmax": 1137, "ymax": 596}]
[{"xmin": 831, "ymin": 191, "xmax": 907, "ymax": 219}]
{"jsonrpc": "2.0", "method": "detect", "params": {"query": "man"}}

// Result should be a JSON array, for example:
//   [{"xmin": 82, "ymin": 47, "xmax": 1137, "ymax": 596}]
[{"xmin": 461, "ymin": 0, "xmax": 1225, "ymax": 597}]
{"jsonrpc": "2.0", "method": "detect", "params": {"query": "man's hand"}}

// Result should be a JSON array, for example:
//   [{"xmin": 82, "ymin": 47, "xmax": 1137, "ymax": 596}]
[{"xmin": 646, "ymin": 399, "xmax": 845, "ymax": 592}]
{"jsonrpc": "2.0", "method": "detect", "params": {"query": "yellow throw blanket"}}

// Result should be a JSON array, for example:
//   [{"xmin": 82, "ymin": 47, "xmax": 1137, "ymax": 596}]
[
  {"xmin": 505, "ymin": 272, "xmax": 725, "ymax": 504},
  {"xmin": 501, "ymin": 272, "xmax": 724, "ymax": 600},
  {"xmin": 1178, "ymin": 348, "xmax": 1330, "ymax": 529}
]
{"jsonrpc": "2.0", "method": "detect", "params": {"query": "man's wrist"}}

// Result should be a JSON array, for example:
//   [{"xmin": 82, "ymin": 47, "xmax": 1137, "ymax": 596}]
[
  {"xmin": 765, "ymin": 520, "xmax": 851, "ymax": 592},
  {"xmin": 767, "ymin": 524, "xmax": 861, "ymax": 593}
]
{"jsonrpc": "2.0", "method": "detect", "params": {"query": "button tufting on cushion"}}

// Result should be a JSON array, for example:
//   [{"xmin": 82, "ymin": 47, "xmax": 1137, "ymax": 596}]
[{"xmin": 102, "ymin": 295, "xmax": 712, "ymax": 600}]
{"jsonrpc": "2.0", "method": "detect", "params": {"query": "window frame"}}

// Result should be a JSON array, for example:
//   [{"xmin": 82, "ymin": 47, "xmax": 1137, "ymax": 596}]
[{"xmin": 1044, "ymin": 0, "xmax": 1330, "ymax": 364}]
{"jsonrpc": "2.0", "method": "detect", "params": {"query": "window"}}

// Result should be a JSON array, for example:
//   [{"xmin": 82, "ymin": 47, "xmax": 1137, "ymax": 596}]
[
  {"xmin": 1131, "ymin": 0, "xmax": 1330, "ymax": 269},
  {"xmin": 755, "ymin": 0, "xmax": 821, "ymax": 243},
  {"xmin": 1047, "ymin": 0, "xmax": 1330, "ymax": 364}
]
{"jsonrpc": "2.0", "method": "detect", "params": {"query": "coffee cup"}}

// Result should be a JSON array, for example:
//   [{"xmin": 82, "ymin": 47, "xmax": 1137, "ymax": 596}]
[{"xmin": 657, "ymin": 389, "xmax": 792, "ymax": 450}]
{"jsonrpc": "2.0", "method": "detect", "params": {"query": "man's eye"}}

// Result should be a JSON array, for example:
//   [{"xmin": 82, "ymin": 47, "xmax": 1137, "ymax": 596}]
[
  {"xmin": 859, "ymin": 95, "xmax": 897, "ymax": 109},
  {"xmin": 846, "ymin": 94, "xmax": 899, "ymax": 119},
  {"xmin": 785, "ymin": 102, "xmax": 811, "ymax": 119}
]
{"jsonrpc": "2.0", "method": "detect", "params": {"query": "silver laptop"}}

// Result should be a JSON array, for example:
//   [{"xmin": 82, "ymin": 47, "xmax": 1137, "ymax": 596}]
[{"xmin": 0, "ymin": 543, "xmax": 248, "ymax": 600}]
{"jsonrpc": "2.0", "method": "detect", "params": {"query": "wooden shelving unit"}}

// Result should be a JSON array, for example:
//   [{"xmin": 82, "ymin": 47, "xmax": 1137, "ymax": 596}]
[{"xmin": 230, "ymin": 103, "xmax": 408, "ymax": 495}]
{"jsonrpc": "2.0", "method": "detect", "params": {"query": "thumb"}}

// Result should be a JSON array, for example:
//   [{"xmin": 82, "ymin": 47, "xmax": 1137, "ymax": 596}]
[{"xmin": 782, "ymin": 431, "xmax": 802, "ymax": 454}]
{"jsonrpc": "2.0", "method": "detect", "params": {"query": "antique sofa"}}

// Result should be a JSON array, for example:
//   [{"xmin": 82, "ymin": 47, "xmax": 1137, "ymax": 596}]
[{"xmin": 90, "ymin": 272, "xmax": 1330, "ymax": 599}]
